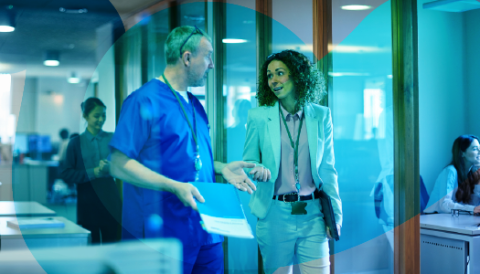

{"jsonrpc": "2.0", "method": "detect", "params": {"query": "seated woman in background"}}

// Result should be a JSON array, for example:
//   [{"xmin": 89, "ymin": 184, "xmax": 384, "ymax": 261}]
[
  {"xmin": 456, "ymin": 165, "xmax": 480, "ymax": 208},
  {"xmin": 424, "ymin": 135, "xmax": 480, "ymax": 214}
]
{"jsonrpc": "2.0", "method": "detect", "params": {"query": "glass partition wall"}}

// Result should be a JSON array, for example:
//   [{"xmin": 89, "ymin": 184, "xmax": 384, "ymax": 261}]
[
  {"xmin": 220, "ymin": 2, "xmax": 258, "ymax": 274},
  {"xmin": 331, "ymin": 1, "xmax": 394, "ymax": 273}
]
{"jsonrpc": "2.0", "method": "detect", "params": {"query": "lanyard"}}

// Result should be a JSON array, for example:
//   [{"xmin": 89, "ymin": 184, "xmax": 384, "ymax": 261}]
[
  {"xmin": 279, "ymin": 103, "xmax": 304, "ymax": 195},
  {"xmin": 162, "ymin": 74, "xmax": 202, "ymax": 173}
]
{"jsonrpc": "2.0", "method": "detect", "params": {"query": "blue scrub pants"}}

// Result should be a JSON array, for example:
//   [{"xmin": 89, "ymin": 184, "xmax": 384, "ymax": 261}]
[{"xmin": 182, "ymin": 242, "xmax": 224, "ymax": 274}]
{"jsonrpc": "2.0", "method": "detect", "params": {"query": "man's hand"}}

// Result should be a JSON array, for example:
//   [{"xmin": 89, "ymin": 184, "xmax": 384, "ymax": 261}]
[
  {"xmin": 221, "ymin": 161, "xmax": 257, "ymax": 194},
  {"xmin": 326, "ymin": 224, "xmax": 341, "ymax": 240},
  {"xmin": 249, "ymin": 166, "xmax": 271, "ymax": 182},
  {"xmin": 474, "ymin": 205, "xmax": 480, "ymax": 214},
  {"xmin": 172, "ymin": 183, "xmax": 205, "ymax": 211}
]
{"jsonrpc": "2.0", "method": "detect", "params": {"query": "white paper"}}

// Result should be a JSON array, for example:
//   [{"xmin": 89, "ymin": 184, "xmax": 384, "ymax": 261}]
[{"xmin": 200, "ymin": 214, "xmax": 254, "ymax": 239}]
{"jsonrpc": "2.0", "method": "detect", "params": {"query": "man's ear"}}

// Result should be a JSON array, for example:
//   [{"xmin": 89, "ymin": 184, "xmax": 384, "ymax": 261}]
[{"xmin": 182, "ymin": 52, "xmax": 191, "ymax": 67}]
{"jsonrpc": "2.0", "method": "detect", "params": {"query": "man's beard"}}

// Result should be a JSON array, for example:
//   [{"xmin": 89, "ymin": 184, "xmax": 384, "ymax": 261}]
[{"xmin": 188, "ymin": 70, "xmax": 207, "ymax": 87}]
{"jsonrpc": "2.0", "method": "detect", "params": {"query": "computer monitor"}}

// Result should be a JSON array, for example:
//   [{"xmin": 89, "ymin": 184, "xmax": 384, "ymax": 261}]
[
  {"xmin": 38, "ymin": 135, "xmax": 52, "ymax": 153},
  {"xmin": 13, "ymin": 134, "xmax": 28, "ymax": 153},
  {"xmin": 28, "ymin": 135, "xmax": 39, "ymax": 152}
]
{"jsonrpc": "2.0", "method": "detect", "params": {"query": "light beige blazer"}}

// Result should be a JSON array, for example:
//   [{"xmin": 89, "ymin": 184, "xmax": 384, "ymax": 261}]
[{"xmin": 243, "ymin": 101, "xmax": 342, "ymax": 226}]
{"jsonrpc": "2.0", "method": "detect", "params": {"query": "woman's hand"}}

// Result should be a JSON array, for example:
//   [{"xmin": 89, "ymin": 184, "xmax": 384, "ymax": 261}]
[
  {"xmin": 221, "ymin": 161, "xmax": 257, "ymax": 194},
  {"xmin": 99, "ymin": 159, "xmax": 110, "ymax": 174},
  {"xmin": 94, "ymin": 160, "xmax": 110, "ymax": 178},
  {"xmin": 94, "ymin": 167, "xmax": 102, "ymax": 178},
  {"xmin": 326, "ymin": 224, "xmax": 341, "ymax": 240},
  {"xmin": 249, "ymin": 166, "xmax": 271, "ymax": 182}
]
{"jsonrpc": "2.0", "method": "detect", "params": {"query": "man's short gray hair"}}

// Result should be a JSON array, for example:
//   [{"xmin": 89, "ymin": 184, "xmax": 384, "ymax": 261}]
[{"xmin": 165, "ymin": 26, "xmax": 212, "ymax": 65}]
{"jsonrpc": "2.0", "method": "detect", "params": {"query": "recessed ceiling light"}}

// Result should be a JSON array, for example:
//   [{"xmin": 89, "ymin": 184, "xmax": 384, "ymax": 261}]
[
  {"xmin": 183, "ymin": 15, "xmax": 205, "ymax": 22},
  {"xmin": 328, "ymin": 72, "xmax": 370, "ymax": 77},
  {"xmin": 68, "ymin": 72, "xmax": 80, "ymax": 84},
  {"xmin": 68, "ymin": 78, "xmax": 80, "ymax": 84},
  {"xmin": 44, "ymin": 60, "xmax": 60, "ymax": 67},
  {"xmin": 222, "ymin": 39, "xmax": 248, "ymax": 44},
  {"xmin": 44, "ymin": 51, "xmax": 60, "ymax": 66},
  {"xmin": 0, "ymin": 25, "xmax": 14, "ymax": 32},
  {"xmin": 59, "ymin": 7, "xmax": 88, "ymax": 14},
  {"xmin": 341, "ymin": 5, "xmax": 372, "ymax": 10},
  {"xmin": 0, "ymin": 5, "xmax": 15, "ymax": 32}
]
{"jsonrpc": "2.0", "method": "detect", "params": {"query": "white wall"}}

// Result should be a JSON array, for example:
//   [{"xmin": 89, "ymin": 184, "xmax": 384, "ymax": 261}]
[
  {"xmin": 84, "ymin": 47, "xmax": 116, "ymax": 134},
  {"xmin": 418, "ymin": 0, "xmax": 467, "ymax": 192},
  {"xmin": 465, "ymin": 9, "xmax": 480, "ymax": 137},
  {"xmin": 94, "ymin": 22, "xmax": 116, "ymax": 133},
  {"xmin": 15, "ymin": 77, "xmax": 36, "ymax": 134}
]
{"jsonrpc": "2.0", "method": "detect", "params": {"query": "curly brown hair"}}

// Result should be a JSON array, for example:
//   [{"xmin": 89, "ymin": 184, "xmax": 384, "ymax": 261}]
[{"xmin": 256, "ymin": 50, "xmax": 326, "ymax": 110}]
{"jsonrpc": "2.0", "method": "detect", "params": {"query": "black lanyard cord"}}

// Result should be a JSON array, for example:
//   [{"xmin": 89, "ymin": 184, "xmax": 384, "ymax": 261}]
[{"xmin": 279, "ymin": 103, "xmax": 304, "ymax": 169}]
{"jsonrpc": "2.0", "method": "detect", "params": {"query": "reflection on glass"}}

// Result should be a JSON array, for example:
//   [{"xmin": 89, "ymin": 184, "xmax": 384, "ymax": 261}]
[
  {"xmin": 222, "ymin": 3, "xmax": 258, "ymax": 273},
  {"xmin": 272, "ymin": 0, "xmax": 314, "ymax": 62},
  {"xmin": 146, "ymin": 9, "xmax": 169, "ymax": 81},
  {"xmin": 179, "ymin": 3, "xmax": 206, "ymax": 103},
  {"xmin": 331, "ymin": 1, "xmax": 394, "ymax": 273}
]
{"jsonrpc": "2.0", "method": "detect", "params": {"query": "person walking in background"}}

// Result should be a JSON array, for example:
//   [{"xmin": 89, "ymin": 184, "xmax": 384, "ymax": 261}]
[
  {"xmin": 243, "ymin": 50, "xmax": 342, "ymax": 274},
  {"xmin": 61, "ymin": 97, "xmax": 121, "ymax": 244}
]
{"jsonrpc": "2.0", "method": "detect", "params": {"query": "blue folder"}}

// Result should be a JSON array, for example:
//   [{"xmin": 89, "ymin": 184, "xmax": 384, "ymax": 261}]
[{"xmin": 192, "ymin": 182, "xmax": 245, "ymax": 219}]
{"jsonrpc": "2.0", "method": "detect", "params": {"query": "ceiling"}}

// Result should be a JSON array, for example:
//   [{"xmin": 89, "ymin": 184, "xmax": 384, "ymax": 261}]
[
  {"xmin": 0, "ymin": 0, "xmax": 157, "ymax": 79},
  {"xmin": 0, "ymin": 0, "xmax": 392, "ymax": 82}
]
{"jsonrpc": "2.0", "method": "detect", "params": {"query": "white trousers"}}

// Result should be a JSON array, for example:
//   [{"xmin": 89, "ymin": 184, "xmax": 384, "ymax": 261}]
[{"xmin": 256, "ymin": 199, "xmax": 330, "ymax": 274}]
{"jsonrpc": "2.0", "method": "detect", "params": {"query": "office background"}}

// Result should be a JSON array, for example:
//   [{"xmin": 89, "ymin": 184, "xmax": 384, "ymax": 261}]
[{"xmin": 0, "ymin": 0, "xmax": 479, "ymax": 273}]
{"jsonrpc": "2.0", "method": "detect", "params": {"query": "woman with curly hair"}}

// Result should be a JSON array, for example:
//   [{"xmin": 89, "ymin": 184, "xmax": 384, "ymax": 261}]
[
  {"xmin": 425, "ymin": 135, "xmax": 480, "ymax": 213},
  {"xmin": 243, "ymin": 50, "xmax": 342, "ymax": 274}
]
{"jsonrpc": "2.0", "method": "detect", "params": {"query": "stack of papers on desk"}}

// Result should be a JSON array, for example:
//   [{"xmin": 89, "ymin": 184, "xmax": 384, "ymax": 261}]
[
  {"xmin": 7, "ymin": 218, "xmax": 65, "ymax": 229},
  {"xmin": 192, "ymin": 182, "xmax": 254, "ymax": 239}
]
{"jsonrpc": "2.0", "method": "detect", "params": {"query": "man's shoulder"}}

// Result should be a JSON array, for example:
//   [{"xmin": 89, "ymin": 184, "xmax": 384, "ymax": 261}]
[{"xmin": 126, "ymin": 79, "xmax": 168, "ymax": 101}]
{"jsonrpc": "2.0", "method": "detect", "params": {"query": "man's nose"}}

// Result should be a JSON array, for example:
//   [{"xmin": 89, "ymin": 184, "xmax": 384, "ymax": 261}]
[{"xmin": 209, "ymin": 58, "xmax": 214, "ymax": 69}]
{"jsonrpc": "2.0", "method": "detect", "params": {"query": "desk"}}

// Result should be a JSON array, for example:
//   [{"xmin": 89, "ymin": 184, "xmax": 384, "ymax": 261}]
[
  {"xmin": 0, "ymin": 201, "xmax": 56, "ymax": 217},
  {"xmin": 0, "ymin": 239, "xmax": 182, "ymax": 274},
  {"xmin": 0, "ymin": 216, "xmax": 90, "ymax": 250},
  {"xmin": 421, "ymin": 214, "xmax": 480, "ymax": 274},
  {"xmin": 13, "ymin": 163, "xmax": 51, "ymax": 203}
]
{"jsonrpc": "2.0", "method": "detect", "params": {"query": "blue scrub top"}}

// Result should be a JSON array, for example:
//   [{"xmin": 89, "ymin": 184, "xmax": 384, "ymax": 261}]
[{"xmin": 110, "ymin": 79, "xmax": 223, "ymax": 247}]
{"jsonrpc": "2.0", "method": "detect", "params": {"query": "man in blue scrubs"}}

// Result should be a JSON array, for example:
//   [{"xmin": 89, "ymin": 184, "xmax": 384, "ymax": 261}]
[{"xmin": 109, "ymin": 26, "xmax": 257, "ymax": 274}]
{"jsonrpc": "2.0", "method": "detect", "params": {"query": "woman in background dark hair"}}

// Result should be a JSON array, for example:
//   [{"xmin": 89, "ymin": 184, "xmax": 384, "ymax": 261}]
[
  {"xmin": 57, "ymin": 128, "xmax": 70, "ymax": 166},
  {"xmin": 456, "ymin": 157, "xmax": 480, "ymax": 207},
  {"xmin": 61, "ymin": 97, "xmax": 121, "ymax": 243},
  {"xmin": 424, "ymin": 135, "xmax": 480, "ymax": 213}
]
